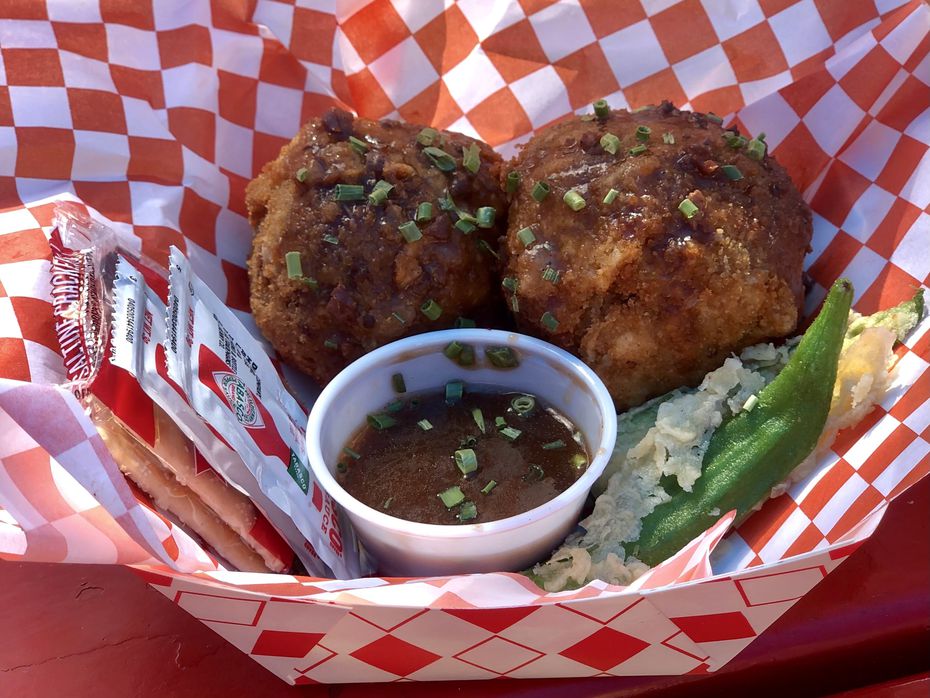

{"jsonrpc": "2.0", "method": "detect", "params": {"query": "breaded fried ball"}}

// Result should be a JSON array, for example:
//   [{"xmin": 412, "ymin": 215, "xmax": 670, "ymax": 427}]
[
  {"xmin": 502, "ymin": 102, "xmax": 812, "ymax": 410},
  {"xmin": 246, "ymin": 108, "xmax": 507, "ymax": 384}
]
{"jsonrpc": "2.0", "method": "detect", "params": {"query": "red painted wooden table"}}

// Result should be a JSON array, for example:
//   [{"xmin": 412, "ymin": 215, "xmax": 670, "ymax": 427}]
[{"xmin": 1, "ymin": 476, "xmax": 927, "ymax": 697}]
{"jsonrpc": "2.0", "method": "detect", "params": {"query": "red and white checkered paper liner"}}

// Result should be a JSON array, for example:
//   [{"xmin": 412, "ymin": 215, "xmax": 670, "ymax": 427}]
[{"xmin": 0, "ymin": 0, "xmax": 928, "ymax": 685}]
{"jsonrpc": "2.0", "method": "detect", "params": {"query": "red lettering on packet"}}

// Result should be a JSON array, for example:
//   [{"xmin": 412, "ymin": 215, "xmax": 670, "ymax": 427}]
[{"xmin": 311, "ymin": 482, "xmax": 323, "ymax": 512}]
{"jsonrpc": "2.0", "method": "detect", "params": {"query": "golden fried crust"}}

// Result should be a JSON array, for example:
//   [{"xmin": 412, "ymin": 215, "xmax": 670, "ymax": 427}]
[
  {"xmin": 503, "ymin": 102, "xmax": 812, "ymax": 410},
  {"xmin": 246, "ymin": 108, "xmax": 508, "ymax": 385}
]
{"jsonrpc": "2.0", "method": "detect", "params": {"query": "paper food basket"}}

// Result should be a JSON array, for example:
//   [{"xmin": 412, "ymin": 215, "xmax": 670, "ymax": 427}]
[{"xmin": 0, "ymin": 0, "xmax": 928, "ymax": 685}]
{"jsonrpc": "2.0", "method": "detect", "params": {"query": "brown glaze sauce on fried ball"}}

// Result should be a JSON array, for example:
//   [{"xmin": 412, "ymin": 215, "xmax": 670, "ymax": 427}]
[
  {"xmin": 246, "ymin": 108, "xmax": 508, "ymax": 385},
  {"xmin": 501, "ymin": 102, "xmax": 812, "ymax": 411}
]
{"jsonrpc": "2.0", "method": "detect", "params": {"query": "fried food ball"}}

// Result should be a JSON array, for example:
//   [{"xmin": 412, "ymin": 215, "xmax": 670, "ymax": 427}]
[
  {"xmin": 246, "ymin": 108, "xmax": 507, "ymax": 384},
  {"xmin": 502, "ymin": 102, "xmax": 812, "ymax": 410}
]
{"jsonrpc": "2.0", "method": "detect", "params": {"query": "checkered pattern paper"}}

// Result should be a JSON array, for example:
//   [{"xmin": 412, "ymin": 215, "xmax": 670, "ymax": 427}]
[{"xmin": 0, "ymin": 0, "xmax": 929, "ymax": 685}]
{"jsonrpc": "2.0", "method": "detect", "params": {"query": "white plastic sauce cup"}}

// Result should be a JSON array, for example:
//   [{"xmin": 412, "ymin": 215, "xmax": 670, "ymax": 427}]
[{"xmin": 307, "ymin": 329, "xmax": 617, "ymax": 577}]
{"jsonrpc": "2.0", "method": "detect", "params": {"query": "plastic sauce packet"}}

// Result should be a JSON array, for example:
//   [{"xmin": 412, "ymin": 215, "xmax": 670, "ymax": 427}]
[
  {"xmin": 110, "ymin": 255, "xmax": 304, "ymax": 574},
  {"xmin": 165, "ymin": 246, "xmax": 363, "ymax": 579}
]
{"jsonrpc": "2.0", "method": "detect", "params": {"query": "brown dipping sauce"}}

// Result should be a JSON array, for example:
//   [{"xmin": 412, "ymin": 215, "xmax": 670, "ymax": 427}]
[{"xmin": 337, "ymin": 386, "xmax": 588, "ymax": 525}]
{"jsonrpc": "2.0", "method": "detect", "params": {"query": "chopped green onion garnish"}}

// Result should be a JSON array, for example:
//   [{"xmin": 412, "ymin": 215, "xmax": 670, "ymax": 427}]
[
  {"xmin": 494, "ymin": 416, "xmax": 507, "ymax": 429},
  {"xmin": 743, "ymin": 394, "xmax": 759, "ymax": 412},
  {"xmin": 399, "ymin": 221, "xmax": 422, "ymax": 243},
  {"xmin": 636, "ymin": 125, "xmax": 651, "ymax": 142},
  {"xmin": 417, "ymin": 127, "xmax": 437, "ymax": 146},
  {"xmin": 476, "ymin": 206, "xmax": 496, "ymax": 228},
  {"xmin": 349, "ymin": 136, "xmax": 368, "ymax": 154},
  {"xmin": 454, "ymin": 448, "xmax": 478, "ymax": 476},
  {"xmin": 455, "ymin": 219, "xmax": 476, "ymax": 234},
  {"xmin": 368, "ymin": 187, "xmax": 389, "ymax": 205},
  {"xmin": 662, "ymin": 132, "xmax": 675, "ymax": 144},
  {"xmin": 542, "ymin": 439, "xmax": 565, "ymax": 450},
  {"xmin": 392, "ymin": 312, "xmax": 406, "ymax": 325},
  {"xmin": 459, "ymin": 435, "xmax": 478, "ymax": 449},
  {"xmin": 438, "ymin": 191, "xmax": 456, "ymax": 212},
  {"xmin": 416, "ymin": 201, "xmax": 434, "ymax": 223},
  {"xmin": 382, "ymin": 497, "xmax": 393, "ymax": 510},
  {"xmin": 678, "ymin": 198, "xmax": 699, "ymax": 219},
  {"xmin": 571, "ymin": 453, "xmax": 587, "ymax": 469},
  {"xmin": 517, "ymin": 227, "xmax": 536, "ymax": 248},
  {"xmin": 385, "ymin": 398, "xmax": 404, "ymax": 413},
  {"xmin": 629, "ymin": 144, "xmax": 647, "ymax": 156},
  {"xmin": 438, "ymin": 485, "xmax": 465, "ymax": 508},
  {"xmin": 485, "ymin": 346, "xmax": 519, "ymax": 368},
  {"xmin": 367, "ymin": 413, "xmax": 397, "ymax": 430},
  {"xmin": 746, "ymin": 137, "xmax": 765, "ymax": 160},
  {"xmin": 421, "ymin": 299, "xmax": 442, "ymax": 320},
  {"xmin": 458, "ymin": 500, "xmax": 477, "ymax": 521},
  {"xmin": 506, "ymin": 171, "xmax": 521, "ymax": 193},
  {"xmin": 458, "ymin": 344, "xmax": 475, "ymax": 366},
  {"xmin": 723, "ymin": 131, "xmax": 747, "ymax": 149},
  {"xmin": 296, "ymin": 167, "xmax": 308, "ymax": 182},
  {"xmin": 462, "ymin": 143, "xmax": 480, "ymax": 174},
  {"xmin": 499, "ymin": 426, "xmax": 522, "ymax": 442},
  {"xmin": 524, "ymin": 464, "xmax": 544, "ymax": 481},
  {"xmin": 721, "ymin": 164, "xmax": 743, "ymax": 180},
  {"xmin": 541, "ymin": 311, "xmax": 559, "ymax": 331},
  {"xmin": 423, "ymin": 146, "xmax": 456, "ymax": 171},
  {"xmin": 531, "ymin": 181, "xmax": 550, "ymax": 201},
  {"xmin": 511, "ymin": 395, "xmax": 535, "ymax": 415},
  {"xmin": 757, "ymin": 131, "xmax": 767, "ymax": 141},
  {"xmin": 444, "ymin": 341, "xmax": 464, "ymax": 360},
  {"xmin": 542, "ymin": 266, "xmax": 559, "ymax": 284},
  {"xmin": 418, "ymin": 419, "xmax": 433, "ymax": 431},
  {"xmin": 303, "ymin": 276, "xmax": 319, "ymax": 290},
  {"xmin": 285, "ymin": 251, "xmax": 303, "ymax": 279},
  {"xmin": 391, "ymin": 371, "xmax": 405, "ymax": 393},
  {"xmin": 322, "ymin": 234, "xmax": 339, "ymax": 245},
  {"xmin": 563, "ymin": 190, "xmax": 586, "ymax": 211},
  {"xmin": 472, "ymin": 408, "xmax": 485, "ymax": 433},
  {"xmin": 343, "ymin": 446, "xmax": 361, "ymax": 460},
  {"xmin": 336, "ymin": 461, "xmax": 347, "ymax": 473},
  {"xmin": 480, "ymin": 480, "xmax": 497, "ymax": 495},
  {"xmin": 477, "ymin": 239, "xmax": 499, "ymax": 259},
  {"xmin": 593, "ymin": 99, "xmax": 609, "ymax": 119},
  {"xmin": 603, "ymin": 188, "xmax": 619, "ymax": 205},
  {"xmin": 334, "ymin": 183, "xmax": 365, "ymax": 201},
  {"xmin": 600, "ymin": 133, "xmax": 620, "ymax": 155},
  {"xmin": 454, "ymin": 316, "xmax": 476, "ymax": 328},
  {"xmin": 324, "ymin": 337, "xmax": 338, "ymax": 350},
  {"xmin": 445, "ymin": 380, "xmax": 464, "ymax": 404},
  {"xmin": 706, "ymin": 112, "xmax": 723, "ymax": 124},
  {"xmin": 502, "ymin": 276, "xmax": 518, "ymax": 292}
]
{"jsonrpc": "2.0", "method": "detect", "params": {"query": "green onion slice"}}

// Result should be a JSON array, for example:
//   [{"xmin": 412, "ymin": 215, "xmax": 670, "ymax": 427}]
[
  {"xmin": 472, "ymin": 408, "xmax": 486, "ymax": 433},
  {"xmin": 296, "ymin": 167, "xmax": 309, "ymax": 182},
  {"xmin": 542, "ymin": 439, "xmax": 565, "ymax": 450},
  {"xmin": 423, "ymin": 146, "xmax": 456, "ymax": 171},
  {"xmin": 324, "ymin": 337, "xmax": 338, "ymax": 350},
  {"xmin": 382, "ymin": 497, "xmax": 393, "ymax": 510},
  {"xmin": 678, "ymin": 198, "xmax": 699, "ymax": 219},
  {"xmin": 391, "ymin": 372, "xmax": 406, "ymax": 393},
  {"xmin": 336, "ymin": 461, "xmax": 347, "ymax": 473},
  {"xmin": 506, "ymin": 171, "xmax": 521, "ymax": 193},
  {"xmin": 563, "ymin": 190, "xmax": 586, "ymax": 211},
  {"xmin": 454, "ymin": 448, "xmax": 478, "ymax": 476},
  {"xmin": 603, "ymin": 188, "xmax": 619, "ymax": 205},
  {"xmin": 706, "ymin": 112, "xmax": 723, "ymax": 124},
  {"xmin": 629, "ymin": 144, "xmax": 648, "ymax": 156},
  {"xmin": 662, "ymin": 132, "xmax": 675, "ymax": 144},
  {"xmin": 571, "ymin": 453, "xmax": 587, "ymax": 469},
  {"xmin": 531, "ymin": 181, "xmax": 550, "ymax": 202},
  {"xmin": 477, "ymin": 239, "xmax": 499, "ymax": 259},
  {"xmin": 502, "ymin": 276, "xmax": 518, "ymax": 292},
  {"xmin": 438, "ymin": 485, "xmax": 465, "ymax": 508},
  {"xmin": 636, "ymin": 125, "xmax": 651, "ymax": 142},
  {"xmin": 368, "ymin": 187, "xmax": 389, "ymax": 205},
  {"xmin": 417, "ymin": 127, "xmax": 437, "ymax": 146},
  {"xmin": 418, "ymin": 419, "xmax": 433, "ymax": 431},
  {"xmin": 392, "ymin": 312, "xmax": 406, "ymax": 325},
  {"xmin": 343, "ymin": 446, "xmax": 361, "ymax": 460},
  {"xmin": 524, "ymin": 464, "xmax": 544, "ymax": 481},
  {"xmin": 334, "ymin": 183, "xmax": 365, "ymax": 201},
  {"xmin": 500, "ymin": 426, "xmax": 522, "ymax": 442},
  {"xmin": 385, "ymin": 398, "xmax": 404, "ymax": 413},
  {"xmin": 438, "ymin": 191, "xmax": 457, "ymax": 212},
  {"xmin": 445, "ymin": 380, "xmax": 464, "ymax": 404},
  {"xmin": 476, "ymin": 206, "xmax": 496, "ymax": 228},
  {"xmin": 517, "ymin": 227, "xmax": 536, "ymax": 248},
  {"xmin": 721, "ymin": 164, "xmax": 743, "ymax": 180},
  {"xmin": 302, "ymin": 276, "xmax": 319, "ymax": 290},
  {"xmin": 458, "ymin": 344, "xmax": 475, "ymax": 366},
  {"xmin": 494, "ymin": 416, "xmax": 507, "ymax": 430},
  {"xmin": 367, "ymin": 413, "xmax": 397, "ymax": 430},
  {"xmin": 542, "ymin": 266, "xmax": 560, "ymax": 284},
  {"xmin": 480, "ymin": 480, "xmax": 497, "ymax": 495},
  {"xmin": 444, "ymin": 341, "xmax": 464, "ymax": 360},
  {"xmin": 285, "ymin": 251, "xmax": 303, "ymax": 279},
  {"xmin": 593, "ymin": 99, "xmax": 609, "ymax": 119},
  {"xmin": 322, "ymin": 234, "xmax": 339, "ymax": 245},
  {"xmin": 600, "ymin": 133, "xmax": 620, "ymax": 154},
  {"xmin": 485, "ymin": 346, "xmax": 519, "ymax": 368},
  {"xmin": 541, "ymin": 311, "xmax": 559, "ymax": 331},
  {"xmin": 462, "ymin": 143, "xmax": 481, "ymax": 174},
  {"xmin": 511, "ymin": 394, "xmax": 535, "ymax": 415},
  {"xmin": 416, "ymin": 201, "xmax": 434, "ymax": 223},
  {"xmin": 399, "ymin": 221, "xmax": 422, "ymax": 243},
  {"xmin": 454, "ymin": 316, "xmax": 476, "ymax": 328},
  {"xmin": 349, "ymin": 136, "xmax": 368, "ymax": 154},
  {"xmin": 421, "ymin": 299, "xmax": 442, "ymax": 320},
  {"xmin": 455, "ymin": 219, "xmax": 477, "ymax": 234},
  {"xmin": 458, "ymin": 500, "xmax": 477, "ymax": 521},
  {"xmin": 746, "ymin": 137, "xmax": 766, "ymax": 160}
]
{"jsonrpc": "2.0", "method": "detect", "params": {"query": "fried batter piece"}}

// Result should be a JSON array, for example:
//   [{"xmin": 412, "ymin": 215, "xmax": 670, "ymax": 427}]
[
  {"xmin": 502, "ymin": 102, "xmax": 812, "ymax": 410},
  {"xmin": 247, "ymin": 108, "xmax": 507, "ymax": 384}
]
